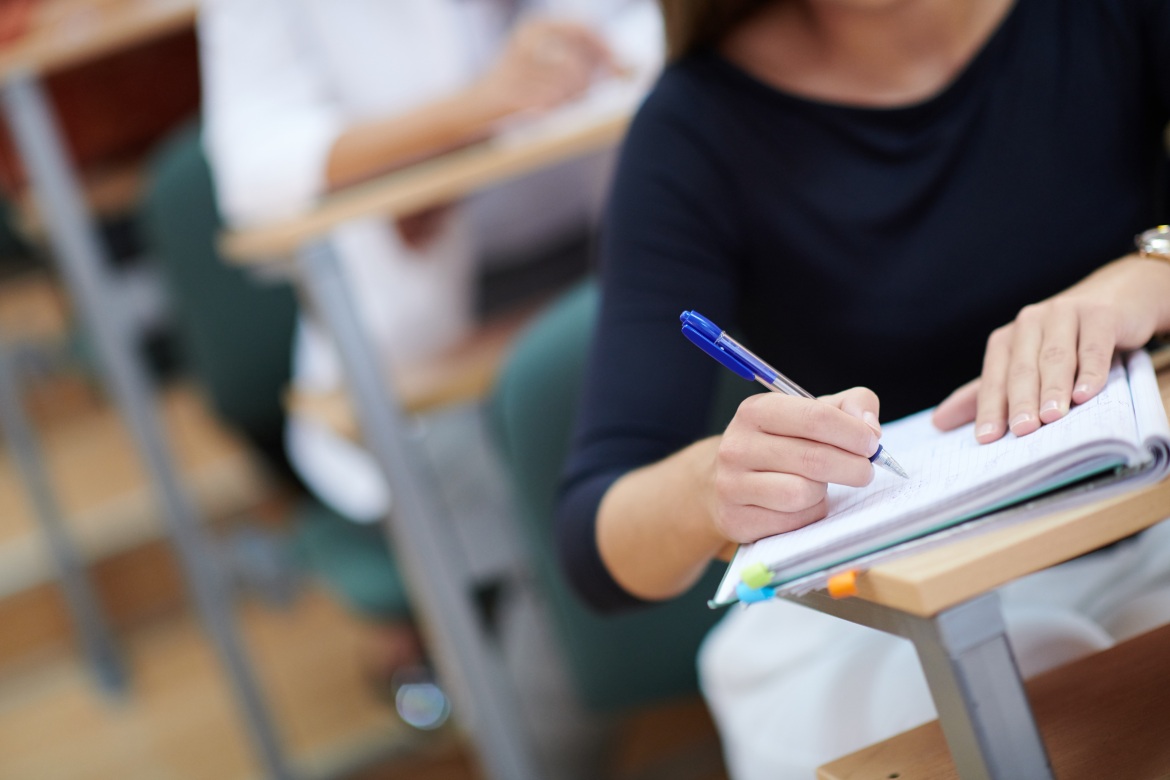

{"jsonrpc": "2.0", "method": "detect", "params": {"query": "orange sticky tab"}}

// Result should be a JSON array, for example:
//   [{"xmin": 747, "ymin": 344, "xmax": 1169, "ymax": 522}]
[{"xmin": 827, "ymin": 570, "xmax": 858, "ymax": 599}]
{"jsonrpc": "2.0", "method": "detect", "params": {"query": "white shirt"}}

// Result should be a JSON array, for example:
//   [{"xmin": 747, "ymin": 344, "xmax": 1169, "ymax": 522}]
[{"xmin": 198, "ymin": 0, "xmax": 662, "ymax": 520}]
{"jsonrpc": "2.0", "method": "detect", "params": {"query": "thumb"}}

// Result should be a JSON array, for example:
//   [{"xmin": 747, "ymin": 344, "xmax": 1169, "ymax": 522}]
[{"xmin": 933, "ymin": 377, "xmax": 980, "ymax": 431}]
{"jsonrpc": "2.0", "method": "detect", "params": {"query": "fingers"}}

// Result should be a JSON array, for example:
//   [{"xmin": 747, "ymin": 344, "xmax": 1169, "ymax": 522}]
[
  {"xmin": 714, "ymin": 497, "xmax": 830, "ymax": 544},
  {"xmin": 975, "ymin": 324, "xmax": 1010, "ymax": 442},
  {"xmin": 511, "ymin": 20, "xmax": 615, "ymax": 103},
  {"xmin": 545, "ymin": 22, "xmax": 619, "ymax": 74},
  {"xmin": 725, "ymin": 471, "xmax": 829, "ymax": 513},
  {"xmin": 1073, "ymin": 304, "xmax": 1116, "ymax": 404},
  {"xmin": 1004, "ymin": 305, "xmax": 1043, "ymax": 437},
  {"xmin": 973, "ymin": 297, "xmax": 1121, "ymax": 444},
  {"xmin": 1035, "ymin": 302, "xmax": 1078, "ymax": 423},
  {"xmin": 713, "ymin": 392, "xmax": 882, "ymax": 543},
  {"xmin": 723, "ymin": 435, "xmax": 875, "ymax": 490},
  {"xmin": 824, "ymin": 386, "xmax": 882, "ymax": 436},
  {"xmin": 740, "ymin": 393, "xmax": 879, "ymax": 461}
]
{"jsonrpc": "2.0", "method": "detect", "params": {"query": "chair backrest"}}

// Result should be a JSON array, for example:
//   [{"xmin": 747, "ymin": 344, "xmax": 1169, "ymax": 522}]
[
  {"xmin": 138, "ymin": 123, "xmax": 298, "ymax": 473},
  {"xmin": 487, "ymin": 279, "xmax": 756, "ymax": 711}
]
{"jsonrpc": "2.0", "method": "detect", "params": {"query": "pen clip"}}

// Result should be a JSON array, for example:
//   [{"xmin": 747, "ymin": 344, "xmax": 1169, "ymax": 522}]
[{"xmin": 680, "ymin": 311, "xmax": 754, "ymax": 382}]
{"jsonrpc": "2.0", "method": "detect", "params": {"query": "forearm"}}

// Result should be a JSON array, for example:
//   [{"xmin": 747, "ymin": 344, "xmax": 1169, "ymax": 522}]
[
  {"xmin": 596, "ymin": 436, "xmax": 735, "ymax": 601},
  {"xmin": 324, "ymin": 87, "xmax": 507, "ymax": 190},
  {"xmin": 324, "ymin": 16, "xmax": 617, "ymax": 191}
]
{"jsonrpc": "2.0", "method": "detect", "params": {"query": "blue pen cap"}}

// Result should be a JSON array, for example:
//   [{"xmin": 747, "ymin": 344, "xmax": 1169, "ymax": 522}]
[
  {"xmin": 680, "ymin": 311, "xmax": 754, "ymax": 381},
  {"xmin": 681, "ymin": 313, "xmax": 780, "ymax": 387}
]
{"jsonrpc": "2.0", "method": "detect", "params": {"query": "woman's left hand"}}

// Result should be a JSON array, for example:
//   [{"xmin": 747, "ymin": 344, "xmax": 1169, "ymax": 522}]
[{"xmin": 933, "ymin": 256, "xmax": 1170, "ymax": 442}]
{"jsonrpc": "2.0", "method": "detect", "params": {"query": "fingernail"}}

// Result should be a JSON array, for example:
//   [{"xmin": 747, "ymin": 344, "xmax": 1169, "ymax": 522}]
[
  {"xmin": 1074, "ymin": 383, "xmax": 1091, "ymax": 398},
  {"xmin": 1009, "ymin": 412, "xmax": 1033, "ymax": 432},
  {"xmin": 868, "ymin": 433, "xmax": 879, "ymax": 456},
  {"xmin": 976, "ymin": 422, "xmax": 998, "ymax": 440},
  {"xmin": 862, "ymin": 411, "xmax": 881, "ymax": 434},
  {"xmin": 1039, "ymin": 400, "xmax": 1062, "ymax": 416}
]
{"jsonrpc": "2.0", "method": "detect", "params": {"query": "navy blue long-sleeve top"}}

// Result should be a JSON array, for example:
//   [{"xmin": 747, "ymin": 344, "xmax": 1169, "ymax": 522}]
[{"xmin": 558, "ymin": 0, "xmax": 1170, "ymax": 612}]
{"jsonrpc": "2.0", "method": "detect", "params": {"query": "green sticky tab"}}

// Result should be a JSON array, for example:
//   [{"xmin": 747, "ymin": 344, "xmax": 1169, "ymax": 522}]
[{"xmin": 741, "ymin": 562, "xmax": 771, "ymax": 590}]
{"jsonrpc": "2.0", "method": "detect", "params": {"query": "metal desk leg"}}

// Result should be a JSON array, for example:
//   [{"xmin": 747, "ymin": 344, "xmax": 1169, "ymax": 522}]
[
  {"xmin": 295, "ymin": 238, "xmax": 541, "ymax": 780},
  {"xmin": 0, "ymin": 336, "xmax": 126, "ymax": 695},
  {"xmin": 0, "ymin": 70, "xmax": 292, "ymax": 780},
  {"xmin": 791, "ymin": 591, "xmax": 1054, "ymax": 780}
]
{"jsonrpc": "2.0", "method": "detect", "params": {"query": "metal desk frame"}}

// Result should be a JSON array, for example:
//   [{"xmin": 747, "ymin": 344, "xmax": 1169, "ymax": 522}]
[
  {"xmin": 791, "ymin": 590, "xmax": 1053, "ymax": 780},
  {"xmin": 296, "ymin": 240, "xmax": 545, "ymax": 780},
  {"xmin": 221, "ymin": 114, "xmax": 631, "ymax": 780},
  {"xmin": 0, "ymin": 335, "xmax": 126, "ymax": 694},
  {"xmin": 0, "ymin": 65, "xmax": 291, "ymax": 779}
]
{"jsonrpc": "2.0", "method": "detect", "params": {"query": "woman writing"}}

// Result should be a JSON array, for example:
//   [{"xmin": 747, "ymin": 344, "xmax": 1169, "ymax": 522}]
[{"xmin": 557, "ymin": 0, "xmax": 1170, "ymax": 775}]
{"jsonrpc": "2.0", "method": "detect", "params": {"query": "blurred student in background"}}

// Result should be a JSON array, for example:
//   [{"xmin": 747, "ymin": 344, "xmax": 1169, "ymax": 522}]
[
  {"xmin": 557, "ymin": 0, "xmax": 1170, "ymax": 776},
  {"xmin": 200, "ymin": 0, "xmax": 661, "ymax": 524},
  {"xmin": 199, "ymin": 0, "xmax": 661, "ymax": 683}
]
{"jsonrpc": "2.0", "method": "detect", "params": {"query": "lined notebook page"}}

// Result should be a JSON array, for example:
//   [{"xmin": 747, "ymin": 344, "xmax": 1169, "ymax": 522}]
[
  {"xmin": 1130, "ymin": 350, "xmax": 1170, "ymax": 445},
  {"xmin": 718, "ymin": 356, "xmax": 1146, "ymax": 602}
]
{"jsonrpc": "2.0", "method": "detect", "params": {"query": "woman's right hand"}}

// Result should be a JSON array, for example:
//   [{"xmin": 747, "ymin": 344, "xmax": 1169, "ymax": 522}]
[
  {"xmin": 709, "ymin": 387, "xmax": 883, "ymax": 545},
  {"xmin": 472, "ymin": 19, "xmax": 618, "ymax": 117}
]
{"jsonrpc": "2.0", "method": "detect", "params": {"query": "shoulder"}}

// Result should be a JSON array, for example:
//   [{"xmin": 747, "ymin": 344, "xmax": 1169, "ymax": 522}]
[{"xmin": 620, "ymin": 53, "xmax": 747, "ymax": 177}]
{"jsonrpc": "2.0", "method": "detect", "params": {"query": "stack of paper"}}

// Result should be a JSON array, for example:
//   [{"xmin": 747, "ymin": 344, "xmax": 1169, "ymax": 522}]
[{"xmin": 713, "ymin": 350, "xmax": 1170, "ymax": 606}]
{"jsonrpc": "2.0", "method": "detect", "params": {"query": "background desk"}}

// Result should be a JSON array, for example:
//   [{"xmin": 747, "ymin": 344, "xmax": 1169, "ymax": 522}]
[
  {"xmin": 0, "ymin": 0, "xmax": 195, "ymax": 76},
  {"xmin": 221, "ymin": 109, "xmax": 633, "ymax": 780},
  {"xmin": 798, "ymin": 363, "xmax": 1170, "ymax": 780}
]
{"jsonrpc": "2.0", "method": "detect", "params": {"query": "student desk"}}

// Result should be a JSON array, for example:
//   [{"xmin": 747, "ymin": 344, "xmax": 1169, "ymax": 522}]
[
  {"xmin": 803, "ymin": 364, "xmax": 1170, "ymax": 780},
  {"xmin": 221, "ymin": 112, "xmax": 631, "ymax": 780},
  {"xmin": 0, "ymin": 0, "xmax": 196, "ymax": 75},
  {"xmin": 0, "ymin": 3, "xmax": 293, "ymax": 779}
]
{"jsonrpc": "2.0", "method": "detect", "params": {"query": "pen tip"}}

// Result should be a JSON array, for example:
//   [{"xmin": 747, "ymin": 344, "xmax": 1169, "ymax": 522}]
[{"xmin": 877, "ymin": 453, "xmax": 910, "ymax": 479}]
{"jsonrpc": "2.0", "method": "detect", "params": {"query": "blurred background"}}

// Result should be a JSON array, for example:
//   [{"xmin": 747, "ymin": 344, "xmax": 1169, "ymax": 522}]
[{"xmin": 0, "ymin": 1, "xmax": 730, "ymax": 778}]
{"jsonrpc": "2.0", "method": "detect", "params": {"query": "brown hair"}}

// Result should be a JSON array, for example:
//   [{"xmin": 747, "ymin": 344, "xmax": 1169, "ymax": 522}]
[{"xmin": 658, "ymin": 0, "xmax": 772, "ymax": 62}]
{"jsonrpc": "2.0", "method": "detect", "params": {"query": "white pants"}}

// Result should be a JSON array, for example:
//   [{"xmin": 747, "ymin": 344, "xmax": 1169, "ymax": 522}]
[{"xmin": 698, "ymin": 517, "xmax": 1170, "ymax": 780}]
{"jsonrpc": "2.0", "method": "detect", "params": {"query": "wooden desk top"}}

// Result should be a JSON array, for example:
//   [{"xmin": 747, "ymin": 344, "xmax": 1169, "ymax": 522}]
[
  {"xmin": 0, "ymin": 0, "xmax": 197, "ymax": 80},
  {"xmin": 851, "ymin": 361, "xmax": 1170, "ymax": 618},
  {"xmin": 220, "ymin": 113, "xmax": 631, "ymax": 263}
]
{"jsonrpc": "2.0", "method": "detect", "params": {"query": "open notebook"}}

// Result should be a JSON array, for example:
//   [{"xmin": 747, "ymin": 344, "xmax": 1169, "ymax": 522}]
[{"xmin": 712, "ymin": 349, "xmax": 1170, "ymax": 607}]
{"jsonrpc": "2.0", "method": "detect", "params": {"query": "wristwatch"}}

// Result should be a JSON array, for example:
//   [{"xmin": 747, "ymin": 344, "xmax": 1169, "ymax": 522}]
[{"xmin": 1136, "ymin": 225, "xmax": 1170, "ymax": 261}]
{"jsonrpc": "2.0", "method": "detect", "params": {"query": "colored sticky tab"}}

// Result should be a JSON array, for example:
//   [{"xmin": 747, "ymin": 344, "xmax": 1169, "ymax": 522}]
[
  {"xmin": 736, "ymin": 582, "xmax": 776, "ymax": 604},
  {"xmin": 741, "ymin": 562, "xmax": 772, "ymax": 590},
  {"xmin": 827, "ymin": 570, "xmax": 858, "ymax": 599}
]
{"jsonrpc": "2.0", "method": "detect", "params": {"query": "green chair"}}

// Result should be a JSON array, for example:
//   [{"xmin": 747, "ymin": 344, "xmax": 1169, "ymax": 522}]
[
  {"xmin": 487, "ymin": 279, "xmax": 754, "ymax": 712},
  {"xmin": 142, "ymin": 120, "xmax": 748, "ymax": 720},
  {"xmin": 139, "ymin": 122, "xmax": 296, "ymax": 471},
  {"xmin": 138, "ymin": 122, "xmax": 410, "ymax": 620}
]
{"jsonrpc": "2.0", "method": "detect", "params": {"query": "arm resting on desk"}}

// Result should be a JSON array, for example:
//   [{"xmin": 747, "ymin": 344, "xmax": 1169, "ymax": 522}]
[{"xmin": 326, "ymin": 19, "xmax": 617, "ymax": 191}]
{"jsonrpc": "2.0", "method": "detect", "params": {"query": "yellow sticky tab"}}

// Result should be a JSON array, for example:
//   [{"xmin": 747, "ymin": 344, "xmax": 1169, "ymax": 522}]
[
  {"xmin": 827, "ymin": 570, "xmax": 858, "ymax": 599},
  {"xmin": 741, "ymin": 562, "xmax": 771, "ymax": 590}
]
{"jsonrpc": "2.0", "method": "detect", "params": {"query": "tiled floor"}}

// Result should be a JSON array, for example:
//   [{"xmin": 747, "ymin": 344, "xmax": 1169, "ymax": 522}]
[
  {"xmin": 0, "ymin": 586, "xmax": 419, "ymax": 779},
  {"xmin": 0, "ymin": 582, "xmax": 728, "ymax": 780}
]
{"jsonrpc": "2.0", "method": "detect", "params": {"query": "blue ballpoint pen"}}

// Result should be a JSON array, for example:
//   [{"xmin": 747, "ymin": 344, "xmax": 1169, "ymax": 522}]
[{"xmin": 680, "ymin": 310, "xmax": 909, "ymax": 479}]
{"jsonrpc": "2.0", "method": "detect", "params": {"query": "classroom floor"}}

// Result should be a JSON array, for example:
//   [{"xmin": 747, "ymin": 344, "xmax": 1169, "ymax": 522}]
[
  {"xmin": 0, "ymin": 582, "xmax": 729, "ymax": 780},
  {"xmin": 0, "ymin": 268, "xmax": 731, "ymax": 780}
]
